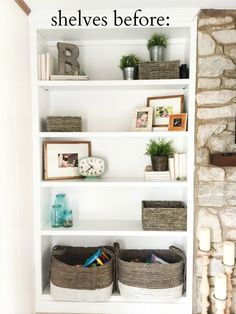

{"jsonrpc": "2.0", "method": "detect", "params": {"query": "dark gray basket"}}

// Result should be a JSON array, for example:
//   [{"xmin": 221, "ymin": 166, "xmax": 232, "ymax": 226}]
[
  {"xmin": 142, "ymin": 201, "xmax": 187, "ymax": 231},
  {"xmin": 114, "ymin": 242, "xmax": 186, "ymax": 293},
  {"xmin": 50, "ymin": 245, "xmax": 114, "ymax": 290},
  {"xmin": 47, "ymin": 116, "xmax": 82, "ymax": 132},
  {"xmin": 139, "ymin": 60, "xmax": 180, "ymax": 80}
]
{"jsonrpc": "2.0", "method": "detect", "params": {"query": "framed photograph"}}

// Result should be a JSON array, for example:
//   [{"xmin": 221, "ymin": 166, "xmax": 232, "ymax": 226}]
[
  {"xmin": 44, "ymin": 141, "xmax": 91, "ymax": 180},
  {"xmin": 131, "ymin": 107, "xmax": 153, "ymax": 132},
  {"xmin": 168, "ymin": 113, "xmax": 187, "ymax": 131},
  {"xmin": 147, "ymin": 95, "xmax": 184, "ymax": 127}
]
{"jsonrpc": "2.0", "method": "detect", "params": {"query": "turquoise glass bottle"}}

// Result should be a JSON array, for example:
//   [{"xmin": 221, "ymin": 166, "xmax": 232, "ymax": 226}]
[{"xmin": 51, "ymin": 205, "xmax": 63, "ymax": 227}]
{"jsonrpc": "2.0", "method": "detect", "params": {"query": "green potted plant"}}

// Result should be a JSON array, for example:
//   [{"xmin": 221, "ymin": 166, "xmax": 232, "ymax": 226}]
[
  {"xmin": 119, "ymin": 54, "xmax": 140, "ymax": 80},
  {"xmin": 145, "ymin": 138, "xmax": 175, "ymax": 171},
  {"xmin": 147, "ymin": 33, "xmax": 167, "ymax": 62}
]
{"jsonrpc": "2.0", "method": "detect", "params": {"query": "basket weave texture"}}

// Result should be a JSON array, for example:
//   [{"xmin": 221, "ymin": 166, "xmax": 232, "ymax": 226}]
[
  {"xmin": 142, "ymin": 201, "xmax": 187, "ymax": 231},
  {"xmin": 50, "ymin": 245, "xmax": 114, "ymax": 290},
  {"xmin": 115, "ymin": 243, "xmax": 185, "ymax": 291},
  {"xmin": 47, "ymin": 116, "xmax": 82, "ymax": 132},
  {"xmin": 138, "ymin": 60, "xmax": 180, "ymax": 80}
]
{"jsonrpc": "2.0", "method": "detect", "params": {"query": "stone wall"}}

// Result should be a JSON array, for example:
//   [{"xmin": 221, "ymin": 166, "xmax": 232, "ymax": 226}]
[{"xmin": 195, "ymin": 9, "xmax": 236, "ymax": 314}]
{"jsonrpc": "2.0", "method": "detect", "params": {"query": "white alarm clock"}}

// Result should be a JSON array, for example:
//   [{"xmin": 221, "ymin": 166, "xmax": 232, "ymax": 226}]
[{"xmin": 78, "ymin": 157, "xmax": 105, "ymax": 177}]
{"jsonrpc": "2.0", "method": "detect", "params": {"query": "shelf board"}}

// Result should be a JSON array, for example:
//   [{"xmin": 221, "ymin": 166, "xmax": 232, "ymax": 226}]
[
  {"xmin": 38, "ymin": 79, "xmax": 189, "ymax": 90},
  {"xmin": 40, "ymin": 178, "xmax": 188, "ymax": 188},
  {"xmin": 40, "ymin": 131, "xmax": 189, "ymax": 138},
  {"xmin": 41, "ymin": 220, "xmax": 187, "ymax": 237}
]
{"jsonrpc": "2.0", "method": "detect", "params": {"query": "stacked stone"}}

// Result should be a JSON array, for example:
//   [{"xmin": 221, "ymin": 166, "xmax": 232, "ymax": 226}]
[{"xmin": 196, "ymin": 10, "xmax": 236, "ymax": 314}]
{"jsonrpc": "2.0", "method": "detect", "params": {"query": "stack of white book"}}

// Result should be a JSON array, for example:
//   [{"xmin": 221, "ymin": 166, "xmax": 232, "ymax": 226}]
[
  {"xmin": 168, "ymin": 153, "xmax": 187, "ymax": 180},
  {"xmin": 144, "ymin": 152, "xmax": 187, "ymax": 181},
  {"xmin": 144, "ymin": 170, "xmax": 171, "ymax": 181},
  {"xmin": 37, "ymin": 53, "xmax": 54, "ymax": 80}
]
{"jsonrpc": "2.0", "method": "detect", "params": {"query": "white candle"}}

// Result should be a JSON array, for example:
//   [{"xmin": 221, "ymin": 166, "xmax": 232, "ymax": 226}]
[
  {"xmin": 223, "ymin": 241, "xmax": 235, "ymax": 266},
  {"xmin": 215, "ymin": 273, "xmax": 227, "ymax": 300},
  {"xmin": 199, "ymin": 227, "xmax": 211, "ymax": 251}
]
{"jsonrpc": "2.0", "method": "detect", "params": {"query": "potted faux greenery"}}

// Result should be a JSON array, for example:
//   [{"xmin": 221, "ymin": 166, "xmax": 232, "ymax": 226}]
[
  {"xmin": 145, "ymin": 138, "xmax": 175, "ymax": 171},
  {"xmin": 119, "ymin": 54, "xmax": 140, "ymax": 80},
  {"xmin": 147, "ymin": 33, "xmax": 167, "ymax": 61}
]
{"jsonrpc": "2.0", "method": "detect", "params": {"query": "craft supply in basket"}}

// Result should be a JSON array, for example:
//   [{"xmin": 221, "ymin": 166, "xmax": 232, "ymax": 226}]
[
  {"xmin": 50, "ymin": 245, "xmax": 114, "ymax": 301},
  {"xmin": 142, "ymin": 200, "xmax": 187, "ymax": 231},
  {"xmin": 46, "ymin": 116, "xmax": 82, "ymax": 132},
  {"xmin": 114, "ymin": 242, "xmax": 186, "ymax": 300},
  {"xmin": 138, "ymin": 60, "xmax": 180, "ymax": 80}
]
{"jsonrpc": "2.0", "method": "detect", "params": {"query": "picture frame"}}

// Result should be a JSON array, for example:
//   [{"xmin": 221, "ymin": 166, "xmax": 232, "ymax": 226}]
[
  {"xmin": 147, "ymin": 95, "xmax": 184, "ymax": 127},
  {"xmin": 168, "ymin": 113, "xmax": 187, "ymax": 131},
  {"xmin": 44, "ymin": 141, "xmax": 91, "ymax": 180},
  {"xmin": 131, "ymin": 107, "xmax": 153, "ymax": 132}
]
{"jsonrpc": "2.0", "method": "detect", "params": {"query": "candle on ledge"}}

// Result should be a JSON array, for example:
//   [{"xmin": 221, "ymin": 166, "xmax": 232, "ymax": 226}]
[
  {"xmin": 215, "ymin": 273, "xmax": 227, "ymax": 300},
  {"xmin": 199, "ymin": 227, "xmax": 211, "ymax": 251},
  {"xmin": 223, "ymin": 241, "xmax": 235, "ymax": 266}
]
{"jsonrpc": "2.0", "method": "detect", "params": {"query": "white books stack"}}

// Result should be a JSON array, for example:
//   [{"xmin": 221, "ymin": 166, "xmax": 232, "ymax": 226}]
[
  {"xmin": 144, "ymin": 170, "xmax": 171, "ymax": 181},
  {"xmin": 37, "ymin": 53, "xmax": 54, "ymax": 80},
  {"xmin": 168, "ymin": 153, "xmax": 187, "ymax": 180}
]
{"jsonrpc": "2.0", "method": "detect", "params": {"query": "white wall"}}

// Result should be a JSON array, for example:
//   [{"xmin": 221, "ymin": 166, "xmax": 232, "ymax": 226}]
[{"xmin": 0, "ymin": 1, "xmax": 33, "ymax": 314}]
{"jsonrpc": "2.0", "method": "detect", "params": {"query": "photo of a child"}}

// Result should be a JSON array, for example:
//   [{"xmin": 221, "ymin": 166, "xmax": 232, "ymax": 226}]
[
  {"xmin": 136, "ymin": 111, "xmax": 149, "ymax": 128},
  {"xmin": 58, "ymin": 153, "xmax": 78, "ymax": 168}
]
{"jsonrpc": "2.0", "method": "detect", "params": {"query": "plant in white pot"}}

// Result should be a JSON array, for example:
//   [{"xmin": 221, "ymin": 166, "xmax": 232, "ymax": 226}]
[
  {"xmin": 147, "ymin": 33, "xmax": 167, "ymax": 62},
  {"xmin": 119, "ymin": 54, "xmax": 140, "ymax": 80},
  {"xmin": 145, "ymin": 138, "xmax": 175, "ymax": 171}
]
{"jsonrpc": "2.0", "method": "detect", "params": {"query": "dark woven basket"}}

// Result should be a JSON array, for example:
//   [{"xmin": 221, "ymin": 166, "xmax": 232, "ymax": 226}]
[
  {"xmin": 47, "ymin": 116, "xmax": 82, "ymax": 132},
  {"xmin": 139, "ymin": 60, "xmax": 180, "ymax": 80},
  {"xmin": 142, "ymin": 201, "xmax": 187, "ymax": 231},
  {"xmin": 114, "ymin": 242, "xmax": 185, "ymax": 291},
  {"xmin": 50, "ymin": 245, "xmax": 114, "ymax": 290}
]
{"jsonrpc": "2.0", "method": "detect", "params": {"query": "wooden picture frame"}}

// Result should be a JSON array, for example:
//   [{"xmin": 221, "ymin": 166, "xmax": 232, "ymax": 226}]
[
  {"xmin": 168, "ymin": 113, "xmax": 187, "ymax": 131},
  {"xmin": 147, "ymin": 95, "xmax": 184, "ymax": 127},
  {"xmin": 44, "ymin": 141, "xmax": 91, "ymax": 180},
  {"xmin": 131, "ymin": 107, "xmax": 153, "ymax": 132}
]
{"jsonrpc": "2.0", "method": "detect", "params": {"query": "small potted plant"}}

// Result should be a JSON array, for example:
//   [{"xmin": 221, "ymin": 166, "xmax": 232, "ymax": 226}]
[
  {"xmin": 147, "ymin": 33, "xmax": 167, "ymax": 62},
  {"xmin": 145, "ymin": 138, "xmax": 175, "ymax": 171},
  {"xmin": 119, "ymin": 54, "xmax": 140, "ymax": 80}
]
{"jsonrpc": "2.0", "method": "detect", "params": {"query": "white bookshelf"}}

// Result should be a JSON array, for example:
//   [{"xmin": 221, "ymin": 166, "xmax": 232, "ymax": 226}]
[{"xmin": 30, "ymin": 8, "xmax": 197, "ymax": 314}]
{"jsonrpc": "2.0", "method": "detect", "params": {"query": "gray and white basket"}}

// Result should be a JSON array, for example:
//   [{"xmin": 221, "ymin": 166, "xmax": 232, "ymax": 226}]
[
  {"xmin": 50, "ymin": 245, "xmax": 114, "ymax": 302},
  {"xmin": 115, "ymin": 243, "xmax": 186, "ymax": 301}
]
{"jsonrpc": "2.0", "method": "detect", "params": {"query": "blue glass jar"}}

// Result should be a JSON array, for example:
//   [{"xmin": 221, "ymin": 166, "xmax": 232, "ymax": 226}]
[
  {"xmin": 54, "ymin": 194, "xmax": 67, "ymax": 211},
  {"xmin": 51, "ymin": 204, "xmax": 63, "ymax": 227},
  {"xmin": 63, "ymin": 209, "xmax": 73, "ymax": 228}
]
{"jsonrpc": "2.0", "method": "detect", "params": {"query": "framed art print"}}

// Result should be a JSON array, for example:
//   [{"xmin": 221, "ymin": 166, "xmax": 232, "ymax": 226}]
[
  {"xmin": 44, "ymin": 141, "xmax": 91, "ymax": 180},
  {"xmin": 131, "ymin": 107, "xmax": 153, "ymax": 132},
  {"xmin": 147, "ymin": 95, "xmax": 184, "ymax": 127}
]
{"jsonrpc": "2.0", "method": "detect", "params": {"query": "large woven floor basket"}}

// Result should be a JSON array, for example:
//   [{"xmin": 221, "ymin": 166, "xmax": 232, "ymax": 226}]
[
  {"xmin": 115, "ymin": 243, "xmax": 185, "ymax": 301},
  {"xmin": 142, "ymin": 201, "xmax": 187, "ymax": 231},
  {"xmin": 50, "ymin": 245, "xmax": 114, "ymax": 301}
]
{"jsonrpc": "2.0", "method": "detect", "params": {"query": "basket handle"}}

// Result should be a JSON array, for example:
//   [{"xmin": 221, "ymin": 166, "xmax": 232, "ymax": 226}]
[
  {"xmin": 169, "ymin": 246, "xmax": 186, "ymax": 293},
  {"xmin": 113, "ymin": 242, "xmax": 120, "ymax": 293},
  {"xmin": 52, "ymin": 245, "xmax": 67, "ymax": 256}
]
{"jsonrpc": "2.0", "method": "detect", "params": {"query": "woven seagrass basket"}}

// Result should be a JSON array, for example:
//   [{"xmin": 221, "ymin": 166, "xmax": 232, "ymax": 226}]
[
  {"xmin": 47, "ymin": 116, "xmax": 82, "ymax": 132},
  {"xmin": 139, "ymin": 60, "xmax": 180, "ymax": 80},
  {"xmin": 50, "ymin": 245, "xmax": 114, "ymax": 301},
  {"xmin": 115, "ymin": 242, "xmax": 185, "ymax": 300},
  {"xmin": 142, "ymin": 201, "xmax": 187, "ymax": 231}
]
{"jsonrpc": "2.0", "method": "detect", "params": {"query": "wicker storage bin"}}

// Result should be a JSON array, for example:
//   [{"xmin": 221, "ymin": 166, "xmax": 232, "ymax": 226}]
[
  {"xmin": 142, "ymin": 201, "xmax": 187, "ymax": 231},
  {"xmin": 47, "ymin": 116, "xmax": 82, "ymax": 132},
  {"xmin": 139, "ymin": 60, "xmax": 180, "ymax": 80},
  {"xmin": 115, "ymin": 243, "xmax": 185, "ymax": 300},
  {"xmin": 50, "ymin": 245, "xmax": 114, "ymax": 301}
]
